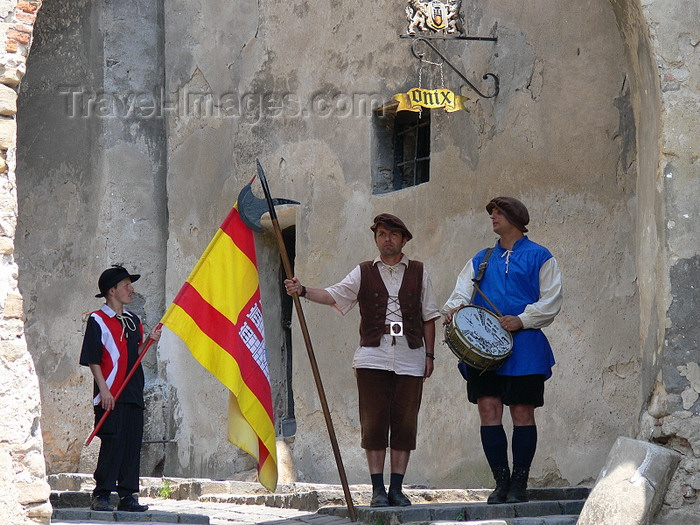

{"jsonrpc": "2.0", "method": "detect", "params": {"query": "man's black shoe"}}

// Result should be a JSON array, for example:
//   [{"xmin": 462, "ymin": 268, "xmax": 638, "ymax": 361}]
[
  {"xmin": 117, "ymin": 494, "xmax": 149, "ymax": 512},
  {"xmin": 387, "ymin": 489, "xmax": 411, "ymax": 506},
  {"xmin": 90, "ymin": 495, "xmax": 113, "ymax": 512},
  {"xmin": 370, "ymin": 489, "xmax": 390, "ymax": 507}
]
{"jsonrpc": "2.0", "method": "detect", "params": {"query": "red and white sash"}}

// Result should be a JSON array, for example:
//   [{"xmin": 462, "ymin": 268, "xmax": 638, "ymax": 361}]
[{"xmin": 90, "ymin": 307, "xmax": 141, "ymax": 405}]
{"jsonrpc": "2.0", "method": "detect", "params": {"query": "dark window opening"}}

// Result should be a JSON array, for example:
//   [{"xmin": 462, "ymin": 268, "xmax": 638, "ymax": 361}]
[{"xmin": 372, "ymin": 103, "xmax": 431, "ymax": 194}]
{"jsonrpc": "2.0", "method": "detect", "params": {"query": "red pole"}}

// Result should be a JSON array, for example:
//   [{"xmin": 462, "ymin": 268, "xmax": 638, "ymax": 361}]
[{"xmin": 84, "ymin": 323, "xmax": 162, "ymax": 446}]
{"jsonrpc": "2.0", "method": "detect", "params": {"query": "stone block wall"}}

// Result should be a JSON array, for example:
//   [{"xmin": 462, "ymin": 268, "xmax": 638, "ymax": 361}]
[
  {"xmin": 0, "ymin": 1, "xmax": 51, "ymax": 524},
  {"xmin": 632, "ymin": 1, "xmax": 700, "ymax": 522}
]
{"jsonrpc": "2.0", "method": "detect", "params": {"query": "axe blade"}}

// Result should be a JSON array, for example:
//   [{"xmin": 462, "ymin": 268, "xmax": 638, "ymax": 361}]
[{"xmin": 237, "ymin": 183, "xmax": 298, "ymax": 233}]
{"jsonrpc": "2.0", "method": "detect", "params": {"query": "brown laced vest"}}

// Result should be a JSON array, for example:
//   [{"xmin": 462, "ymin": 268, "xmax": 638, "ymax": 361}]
[{"xmin": 357, "ymin": 260, "xmax": 424, "ymax": 348}]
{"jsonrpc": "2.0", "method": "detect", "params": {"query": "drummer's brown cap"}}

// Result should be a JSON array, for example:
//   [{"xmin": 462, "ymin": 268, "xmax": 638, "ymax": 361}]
[
  {"xmin": 370, "ymin": 213, "xmax": 413, "ymax": 241},
  {"xmin": 486, "ymin": 197, "xmax": 530, "ymax": 233}
]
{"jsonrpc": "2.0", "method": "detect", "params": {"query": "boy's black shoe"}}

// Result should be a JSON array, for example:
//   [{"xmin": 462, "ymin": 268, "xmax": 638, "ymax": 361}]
[
  {"xmin": 117, "ymin": 494, "xmax": 149, "ymax": 512},
  {"xmin": 90, "ymin": 495, "xmax": 113, "ymax": 512}
]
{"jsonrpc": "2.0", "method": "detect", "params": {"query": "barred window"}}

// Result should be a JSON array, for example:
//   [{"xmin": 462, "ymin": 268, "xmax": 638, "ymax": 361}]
[{"xmin": 372, "ymin": 103, "xmax": 431, "ymax": 194}]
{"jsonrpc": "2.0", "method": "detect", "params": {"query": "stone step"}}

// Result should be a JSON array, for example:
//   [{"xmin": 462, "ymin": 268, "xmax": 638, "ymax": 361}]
[
  {"xmin": 50, "ymin": 482, "xmax": 589, "ymax": 524},
  {"xmin": 52, "ymin": 506, "xmax": 209, "ymax": 524},
  {"xmin": 319, "ymin": 499, "xmax": 587, "ymax": 524},
  {"xmin": 48, "ymin": 475, "xmax": 589, "ymax": 506},
  {"xmin": 417, "ymin": 518, "xmax": 579, "ymax": 525},
  {"xmin": 51, "ymin": 507, "xmax": 581, "ymax": 525},
  {"xmin": 51, "ymin": 486, "xmax": 588, "ymax": 511}
]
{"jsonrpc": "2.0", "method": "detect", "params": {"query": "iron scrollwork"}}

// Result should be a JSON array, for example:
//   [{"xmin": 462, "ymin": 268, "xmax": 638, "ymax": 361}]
[{"xmin": 410, "ymin": 36, "xmax": 499, "ymax": 99}]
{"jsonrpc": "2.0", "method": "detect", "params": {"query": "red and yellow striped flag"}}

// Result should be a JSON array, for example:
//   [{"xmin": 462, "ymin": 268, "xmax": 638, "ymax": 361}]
[{"xmin": 160, "ymin": 204, "xmax": 277, "ymax": 491}]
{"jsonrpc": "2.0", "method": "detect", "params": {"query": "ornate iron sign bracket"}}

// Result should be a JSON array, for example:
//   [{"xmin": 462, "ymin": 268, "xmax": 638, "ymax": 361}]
[{"xmin": 408, "ymin": 36, "xmax": 499, "ymax": 99}]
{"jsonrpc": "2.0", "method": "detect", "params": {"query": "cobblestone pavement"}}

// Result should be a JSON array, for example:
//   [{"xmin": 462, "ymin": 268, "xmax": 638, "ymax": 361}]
[{"xmin": 140, "ymin": 498, "xmax": 323, "ymax": 524}]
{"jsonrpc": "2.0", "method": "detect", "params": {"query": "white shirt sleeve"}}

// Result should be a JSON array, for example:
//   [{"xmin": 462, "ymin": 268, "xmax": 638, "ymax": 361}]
[
  {"xmin": 421, "ymin": 269, "xmax": 442, "ymax": 322},
  {"xmin": 324, "ymin": 265, "xmax": 361, "ymax": 316},
  {"xmin": 441, "ymin": 259, "xmax": 475, "ymax": 314},
  {"xmin": 519, "ymin": 257, "xmax": 563, "ymax": 329}
]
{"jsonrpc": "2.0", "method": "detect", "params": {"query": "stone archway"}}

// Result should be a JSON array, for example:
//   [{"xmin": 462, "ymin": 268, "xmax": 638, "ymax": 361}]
[{"xmin": 608, "ymin": 0, "xmax": 665, "ymax": 415}]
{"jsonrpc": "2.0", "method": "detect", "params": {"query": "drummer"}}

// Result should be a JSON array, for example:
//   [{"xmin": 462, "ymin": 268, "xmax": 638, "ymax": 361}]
[{"xmin": 442, "ymin": 197, "xmax": 562, "ymax": 505}]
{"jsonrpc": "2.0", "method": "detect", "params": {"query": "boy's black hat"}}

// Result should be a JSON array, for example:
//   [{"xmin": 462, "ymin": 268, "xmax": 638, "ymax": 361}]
[{"xmin": 96, "ymin": 265, "xmax": 140, "ymax": 298}]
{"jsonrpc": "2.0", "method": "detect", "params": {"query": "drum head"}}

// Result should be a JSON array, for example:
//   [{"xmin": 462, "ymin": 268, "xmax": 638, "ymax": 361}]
[{"xmin": 453, "ymin": 305, "xmax": 512, "ymax": 357}]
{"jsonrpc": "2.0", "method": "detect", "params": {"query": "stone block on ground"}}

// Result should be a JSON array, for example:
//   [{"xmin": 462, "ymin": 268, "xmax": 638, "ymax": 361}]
[{"xmin": 576, "ymin": 436, "xmax": 680, "ymax": 525}]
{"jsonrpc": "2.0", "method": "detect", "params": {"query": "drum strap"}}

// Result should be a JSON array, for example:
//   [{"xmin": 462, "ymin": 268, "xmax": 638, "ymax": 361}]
[
  {"xmin": 470, "ymin": 246, "xmax": 504, "ymax": 317},
  {"xmin": 470, "ymin": 247, "xmax": 494, "ymax": 304}
]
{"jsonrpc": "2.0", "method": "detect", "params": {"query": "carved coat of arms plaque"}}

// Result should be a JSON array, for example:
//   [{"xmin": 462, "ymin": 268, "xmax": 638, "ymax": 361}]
[{"xmin": 405, "ymin": 0, "xmax": 463, "ymax": 35}]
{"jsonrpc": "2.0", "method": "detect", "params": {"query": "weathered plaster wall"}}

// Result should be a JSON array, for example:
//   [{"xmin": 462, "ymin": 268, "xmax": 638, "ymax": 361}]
[
  {"xmin": 15, "ymin": 0, "xmax": 167, "ymax": 476},
  {"xmin": 609, "ymin": 0, "xmax": 666, "ymax": 412},
  {"xmin": 158, "ymin": 0, "xmax": 291, "ymax": 478},
  {"xmin": 160, "ymin": 0, "xmax": 639, "ymax": 489},
  {"xmin": 15, "ymin": 0, "xmax": 102, "ymax": 474}
]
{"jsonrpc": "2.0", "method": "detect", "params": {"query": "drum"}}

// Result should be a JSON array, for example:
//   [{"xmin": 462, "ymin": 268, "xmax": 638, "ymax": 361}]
[{"xmin": 444, "ymin": 305, "xmax": 513, "ymax": 371}]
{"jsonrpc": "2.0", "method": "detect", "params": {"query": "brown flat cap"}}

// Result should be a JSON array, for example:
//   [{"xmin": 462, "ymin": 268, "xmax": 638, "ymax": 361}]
[
  {"xmin": 486, "ymin": 197, "xmax": 530, "ymax": 232},
  {"xmin": 370, "ymin": 213, "xmax": 413, "ymax": 241}
]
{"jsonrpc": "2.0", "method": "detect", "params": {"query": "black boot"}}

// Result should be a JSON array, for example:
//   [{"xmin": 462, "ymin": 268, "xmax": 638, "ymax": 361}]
[
  {"xmin": 506, "ymin": 467, "xmax": 529, "ymax": 503},
  {"xmin": 487, "ymin": 466, "xmax": 510, "ymax": 504}
]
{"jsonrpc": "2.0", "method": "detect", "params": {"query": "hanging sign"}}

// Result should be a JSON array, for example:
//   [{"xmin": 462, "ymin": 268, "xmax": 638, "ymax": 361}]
[{"xmin": 393, "ymin": 87, "xmax": 468, "ymax": 112}]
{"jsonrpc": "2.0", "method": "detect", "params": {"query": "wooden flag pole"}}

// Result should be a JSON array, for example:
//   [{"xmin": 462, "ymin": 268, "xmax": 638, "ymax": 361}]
[
  {"xmin": 84, "ymin": 323, "xmax": 163, "ymax": 446},
  {"xmin": 256, "ymin": 160, "xmax": 357, "ymax": 522}
]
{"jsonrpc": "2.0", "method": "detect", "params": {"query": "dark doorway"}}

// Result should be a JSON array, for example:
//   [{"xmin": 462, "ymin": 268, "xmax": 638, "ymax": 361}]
[{"xmin": 279, "ymin": 225, "xmax": 296, "ymax": 437}]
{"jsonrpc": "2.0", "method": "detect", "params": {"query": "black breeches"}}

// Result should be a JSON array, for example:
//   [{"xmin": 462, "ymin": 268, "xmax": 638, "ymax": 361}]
[{"xmin": 93, "ymin": 403, "xmax": 144, "ymax": 498}]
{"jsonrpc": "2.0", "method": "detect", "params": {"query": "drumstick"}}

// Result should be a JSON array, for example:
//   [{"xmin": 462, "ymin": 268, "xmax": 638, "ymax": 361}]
[{"xmin": 471, "ymin": 282, "xmax": 503, "ymax": 317}]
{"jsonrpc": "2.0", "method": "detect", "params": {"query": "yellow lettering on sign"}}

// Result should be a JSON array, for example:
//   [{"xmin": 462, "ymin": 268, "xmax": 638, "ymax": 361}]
[{"xmin": 393, "ymin": 88, "xmax": 468, "ymax": 113}]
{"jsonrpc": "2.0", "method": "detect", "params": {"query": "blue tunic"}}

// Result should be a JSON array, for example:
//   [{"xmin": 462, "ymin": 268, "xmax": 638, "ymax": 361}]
[{"xmin": 471, "ymin": 237, "xmax": 555, "ymax": 378}]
